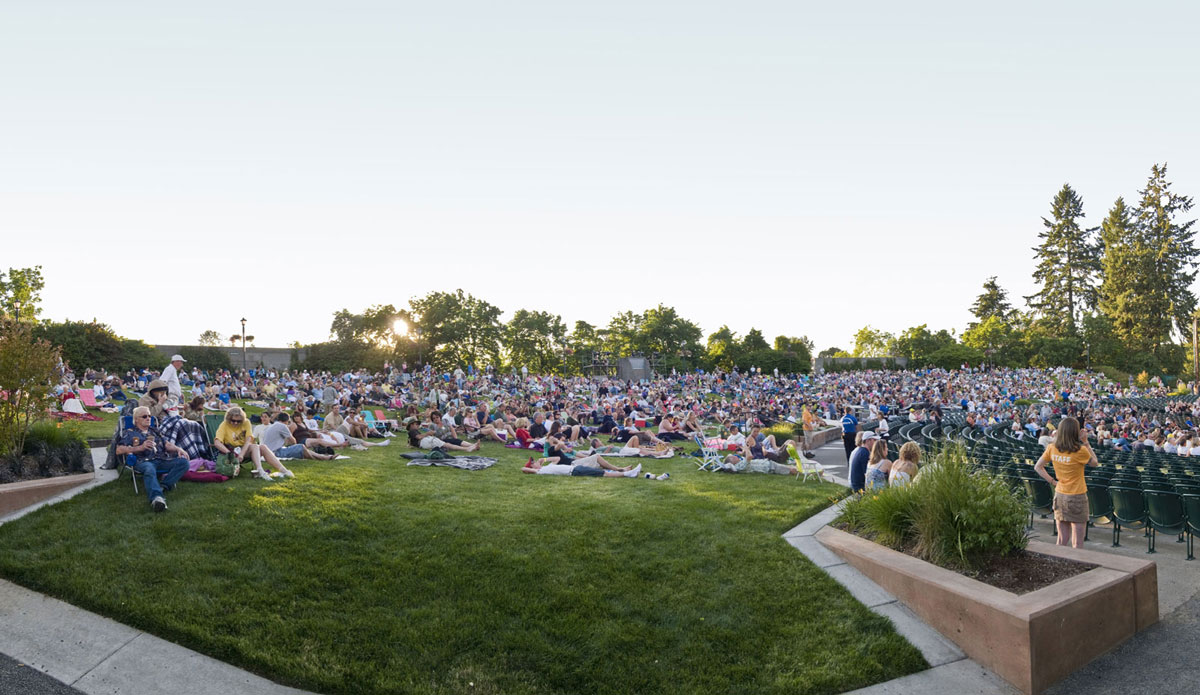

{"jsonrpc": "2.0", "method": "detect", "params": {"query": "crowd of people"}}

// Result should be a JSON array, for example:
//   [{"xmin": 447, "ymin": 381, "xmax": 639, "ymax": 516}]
[{"xmin": 77, "ymin": 354, "xmax": 1200, "ymax": 512}]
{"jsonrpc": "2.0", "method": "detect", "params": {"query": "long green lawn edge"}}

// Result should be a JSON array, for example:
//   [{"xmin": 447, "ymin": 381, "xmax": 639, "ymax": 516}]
[{"xmin": 0, "ymin": 441, "xmax": 926, "ymax": 695}]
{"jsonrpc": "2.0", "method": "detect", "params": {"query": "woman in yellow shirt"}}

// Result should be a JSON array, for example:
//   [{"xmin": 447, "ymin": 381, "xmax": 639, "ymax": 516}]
[{"xmin": 1034, "ymin": 416, "xmax": 1099, "ymax": 549}]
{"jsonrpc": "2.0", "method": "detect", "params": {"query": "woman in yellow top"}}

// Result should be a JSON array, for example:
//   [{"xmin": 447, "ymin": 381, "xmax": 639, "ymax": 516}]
[
  {"xmin": 213, "ymin": 407, "xmax": 291, "ymax": 481},
  {"xmin": 1034, "ymin": 416, "xmax": 1099, "ymax": 549}
]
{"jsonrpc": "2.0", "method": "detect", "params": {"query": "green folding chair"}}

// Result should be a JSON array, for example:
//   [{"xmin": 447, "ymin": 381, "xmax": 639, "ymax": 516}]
[
  {"xmin": 1109, "ymin": 486, "xmax": 1149, "ymax": 548},
  {"xmin": 1144, "ymin": 490, "xmax": 1186, "ymax": 554},
  {"xmin": 1181, "ymin": 493, "xmax": 1200, "ymax": 561},
  {"xmin": 1022, "ymin": 476, "xmax": 1056, "ymax": 536}
]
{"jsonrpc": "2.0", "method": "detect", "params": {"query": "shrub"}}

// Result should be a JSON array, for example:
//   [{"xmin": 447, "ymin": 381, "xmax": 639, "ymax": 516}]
[
  {"xmin": 838, "ymin": 443, "xmax": 1028, "ymax": 570},
  {"xmin": 23, "ymin": 420, "xmax": 85, "ymax": 452},
  {"xmin": 1095, "ymin": 364, "xmax": 1130, "ymax": 387},
  {"xmin": 1013, "ymin": 398, "xmax": 1033, "ymax": 406},
  {"xmin": 0, "ymin": 320, "xmax": 61, "ymax": 456},
  {"xmin": 0, "ymin": 419, "xmax": 92, "ymax": 483},
  {"xmin": 764, "ymin": 423, "xmax": 799, "ymax": 443}
]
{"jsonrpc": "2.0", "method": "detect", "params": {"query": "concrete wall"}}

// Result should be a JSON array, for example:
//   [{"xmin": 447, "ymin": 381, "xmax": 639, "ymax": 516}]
[{"xmin": 152, "ymin": 345, "xmax": 305, "ymax": 371}]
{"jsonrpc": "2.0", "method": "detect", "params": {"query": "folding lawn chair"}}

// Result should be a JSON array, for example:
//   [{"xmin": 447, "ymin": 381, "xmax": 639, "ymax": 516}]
[
  {"xmin": 115, "ymin": 415, "xmax": 159, "ymax": 495},
  {"xmin": 374, "ymin": 409, "xmax": 397, "ymax": 429},
  {"xmin": 787, "ymin": 444, "xmax": 826, "ymax": 483},
  {"xmin": 692, "ymin": 434, "xmax": 724, "ymax": 472},
  {"xmin": 362, "ymin": 410, "xmax": 388, "ymax": 435}
]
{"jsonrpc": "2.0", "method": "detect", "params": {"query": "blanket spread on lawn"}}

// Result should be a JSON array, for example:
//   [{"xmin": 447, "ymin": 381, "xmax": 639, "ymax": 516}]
[{"xmin": 405, "ymin": 456, "xmax": 497, "ymax": 471}]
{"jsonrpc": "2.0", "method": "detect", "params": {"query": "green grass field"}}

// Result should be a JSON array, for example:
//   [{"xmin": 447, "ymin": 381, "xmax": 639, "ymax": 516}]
[{"xmin": 0, "ymin": 440, "xmax": 926, "ymax": 694}]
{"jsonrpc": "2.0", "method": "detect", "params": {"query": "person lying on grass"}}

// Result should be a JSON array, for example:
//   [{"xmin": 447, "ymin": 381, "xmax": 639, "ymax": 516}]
[
  {"xmin": 406, "ymin": 421, "xmax": 479, "ymax": 452},
  {"xmin": 522, "ymin": 457, "xmax": 669, "ymax": 480},
  {"xmin": 115, "ymin": 406, "xmax": 189, "ymax": 513},
  {"xmin": 289, "ymin": 411, "xmax": 387, "ymax": 451},
  {"xmin": 213, "ymin": 407, "xmax": 292, "ymax": 481},
  {"xmin": 261, "ymin": 413, "xmax": 334, "ymax": 462},
  {"xmin": 462, "ymin": 410, "xmax": 513, "ymax": 443},
  {"xmin": 717, "ymin": 445, "xmax": 801, "ymax": 475}
]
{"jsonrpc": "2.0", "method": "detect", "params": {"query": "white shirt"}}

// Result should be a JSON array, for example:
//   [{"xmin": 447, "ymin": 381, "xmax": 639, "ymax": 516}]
[{"xmin": 161, "ymin": 363, "xmax": 182, "ymax": 399}]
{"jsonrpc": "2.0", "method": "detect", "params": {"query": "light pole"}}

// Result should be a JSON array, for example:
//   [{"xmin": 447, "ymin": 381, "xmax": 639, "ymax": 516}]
[
  {"xmin": 240, "ymin": 317, "xmax": 247, "ymax": 373},
  {"xmin": 12, "ymin": 300, "xmax": 20, "ymax": 321}
]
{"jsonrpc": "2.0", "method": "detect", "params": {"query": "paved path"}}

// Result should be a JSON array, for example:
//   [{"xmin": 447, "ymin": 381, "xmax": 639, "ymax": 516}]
[{"xmin": 0, "ymin": 653, "xmax": 83, "ymax": 695}]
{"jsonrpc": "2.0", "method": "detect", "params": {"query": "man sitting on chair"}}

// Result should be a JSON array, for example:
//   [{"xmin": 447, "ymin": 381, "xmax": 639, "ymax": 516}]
[{"xmin": 115, "ymin": 406, "xmax": 189, "ymax": 513}]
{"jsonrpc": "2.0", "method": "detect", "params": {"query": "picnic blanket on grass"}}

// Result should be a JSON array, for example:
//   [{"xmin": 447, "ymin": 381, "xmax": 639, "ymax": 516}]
[
  {"xmin": 49, "ymin": 411, "xmax": 102, "ymax": 422},
  {"xmin": 405, "ymin": 456, "xmax": 497, "ymax": 471}
]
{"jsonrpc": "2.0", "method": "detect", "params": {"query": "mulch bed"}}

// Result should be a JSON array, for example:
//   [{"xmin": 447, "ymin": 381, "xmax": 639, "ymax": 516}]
[
  {"xmin": 833, "ymin": 523, "xmax": 1096, "ymax": 594},
  {"xmin": 962, "ymin": 550, "xmax": 1096, "ymax": 594}
]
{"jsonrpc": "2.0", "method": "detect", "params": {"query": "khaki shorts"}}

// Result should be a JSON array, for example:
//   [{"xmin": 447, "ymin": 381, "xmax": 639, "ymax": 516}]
[{"xmin": 1053, "ymin": 491, "xmax": 1089, "ymax": 524}]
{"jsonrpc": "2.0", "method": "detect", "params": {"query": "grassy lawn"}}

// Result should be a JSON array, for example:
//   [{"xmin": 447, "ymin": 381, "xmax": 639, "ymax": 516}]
[{"xmin": 0, "ymin": 441, "xmax": 926, "ymax": 694}]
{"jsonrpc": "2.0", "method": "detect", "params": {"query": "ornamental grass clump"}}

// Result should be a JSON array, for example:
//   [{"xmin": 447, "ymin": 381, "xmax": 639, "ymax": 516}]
[{"xmin": 838, "ymin": 443, "xmax": 1029, "ymax": 571}]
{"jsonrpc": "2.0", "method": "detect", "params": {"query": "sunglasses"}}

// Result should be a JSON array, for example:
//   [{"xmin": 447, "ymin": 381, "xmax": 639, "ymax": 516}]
[
  {"xmin": 136, "ymin": 414, "xmax": 150, "ymax": 419},
  {"xmin": 230, "ymin": 418, "xmax": 244, "ymax": 424}
]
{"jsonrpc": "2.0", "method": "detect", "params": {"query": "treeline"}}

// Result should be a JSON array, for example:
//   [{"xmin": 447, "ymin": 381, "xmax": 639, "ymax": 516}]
[
  {"xmin": 823, "ymin": 163, "xmax": 1196, "ymax": 376},
  {"xmin": 296, "ymin": 290, "xmax": 814, "ymax": 375}
]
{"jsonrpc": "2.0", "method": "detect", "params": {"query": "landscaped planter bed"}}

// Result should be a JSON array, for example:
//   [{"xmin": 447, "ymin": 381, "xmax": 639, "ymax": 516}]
[
  {"xmin": 0, "ymin": 472, "xmax": 95, "ymax": 518},
  {"xmin": 817, "ymin": 525, "xmax": 1158, "ymax": 695}
]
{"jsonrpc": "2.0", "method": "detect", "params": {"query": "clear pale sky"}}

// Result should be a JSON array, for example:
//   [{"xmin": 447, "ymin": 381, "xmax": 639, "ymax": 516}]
[{"xmin": 2, "ymin": 1, "xmax": 1197, "ymax": 353}]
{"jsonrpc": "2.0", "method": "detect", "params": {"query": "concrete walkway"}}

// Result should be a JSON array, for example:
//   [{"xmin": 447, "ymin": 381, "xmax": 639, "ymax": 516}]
[{"xmin": 799, "ymin": 442, "xmax": 1200, "ymax": 695}]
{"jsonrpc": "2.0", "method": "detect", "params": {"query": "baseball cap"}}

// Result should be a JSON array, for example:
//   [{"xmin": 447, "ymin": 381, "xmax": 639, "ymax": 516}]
[
  {"xmin": 170, "ymin": 354, "xmax": 187, "ymax": 362},
  {"xmin": 862, "ymin": 432, "xmax": 880, "ymax": 442}
]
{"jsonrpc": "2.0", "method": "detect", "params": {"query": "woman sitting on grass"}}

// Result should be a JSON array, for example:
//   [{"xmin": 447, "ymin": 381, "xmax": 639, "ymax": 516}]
[
  {"xmin": 462, "ymin": 410, "xmax": 510, "ymax": 442},
  {"xmin": 183, "ymin": 396, "xmax": 206, "ymax": 423},
  {"xmin": 657, "ymin": 414, "xmax": 690, "ymax": 442},
  {"xmin": 681, "ymin": 411, "xmax": 705, "ymax": 436},
  {"xmin": 213, "ymin": 407, "xmax": 291, "ymax": 481}
]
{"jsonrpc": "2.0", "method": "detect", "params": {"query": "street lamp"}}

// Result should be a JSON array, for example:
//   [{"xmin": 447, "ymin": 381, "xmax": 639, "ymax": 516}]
[
  {"xmin": 240, "ymin": 317, "xmax": 247, "ymax": 372},
  {"xmin": 12, "ymin": 300, "xmax": 20, "ymax": 321}
]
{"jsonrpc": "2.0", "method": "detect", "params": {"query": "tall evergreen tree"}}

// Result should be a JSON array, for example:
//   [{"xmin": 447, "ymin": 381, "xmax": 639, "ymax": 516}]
[
  {"xmin": 1097, "ymin": 197, "xmax": 1162, "ymax": 354},
  {"xmin": 1026, "ymin": 184, "xmax": 1101, "ymax": 333},
  {"xmin": 969, "ymin": 276, "xmax": 1012, "ymax": 327},
  {"xmin": 1134, "ymin": 163, "xmax": 1197, "ymax": 339}
]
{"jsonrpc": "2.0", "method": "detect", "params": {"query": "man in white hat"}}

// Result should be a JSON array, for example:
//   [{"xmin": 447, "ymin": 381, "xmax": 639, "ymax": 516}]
[{"xmin": 161, "ymin": 354, "xmax": 187, "ymax": 409}]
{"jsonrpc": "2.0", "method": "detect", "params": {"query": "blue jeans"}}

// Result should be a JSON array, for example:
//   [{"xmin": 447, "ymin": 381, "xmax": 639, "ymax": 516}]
[
  {"xmin": 274, "ymin": 444, "xmax": 306, "ymax": 459},
  {"xmin": 132, "ymin": 456, "xmax": 189, "ymax": 503}
]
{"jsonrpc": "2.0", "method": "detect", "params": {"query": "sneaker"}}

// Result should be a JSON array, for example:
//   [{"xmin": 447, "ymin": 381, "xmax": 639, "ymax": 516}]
[
  {"xmin": 151, "ymin": 496, "xmax": 167, "ymax": 513},
  {"xmin": 253, "ymin": 469, "xmax": 272, "ymax": 481},
  {"xmin": 623, "ymin": 463, "xmax": 643, "ymax": 478},
  {"xmin": 656, "ymin": 473, "xmax": 671, "ymax": 481},
  {"xmin": 376, "ymin": 439, "xmax": 390, "ymax": 447},
  {"xmin": 644, "ymin": 472, "xmax": 653, "ymax": 479},
  {"xmin": 282, "ymin": 469, "xmax": 295, "ymax": 479}
]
